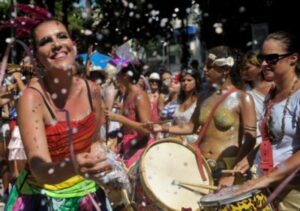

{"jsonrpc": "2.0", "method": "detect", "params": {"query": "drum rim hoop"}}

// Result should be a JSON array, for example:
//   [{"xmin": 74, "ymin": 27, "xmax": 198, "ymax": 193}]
[
  {"xmin": 200, "ymin": 188, "xmax": 263, "ymax": 206},
  {"xmin": 139, "ymin": 137, "xmax": 213, "ymax": 210}
]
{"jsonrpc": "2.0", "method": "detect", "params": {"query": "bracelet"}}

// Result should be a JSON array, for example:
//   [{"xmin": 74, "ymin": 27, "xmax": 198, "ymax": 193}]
[{"xmin": 162, "ymin": 124, "xmax": 170, "ymax": 133}]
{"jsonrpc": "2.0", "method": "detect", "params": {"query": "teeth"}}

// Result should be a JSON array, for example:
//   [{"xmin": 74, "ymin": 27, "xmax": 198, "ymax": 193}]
[{"xmin": 54, "ymin": 52, "xmax": 66, "ymax": 59}]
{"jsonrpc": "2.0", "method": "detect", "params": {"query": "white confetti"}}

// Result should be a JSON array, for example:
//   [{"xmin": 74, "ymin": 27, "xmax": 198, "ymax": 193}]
[
  {"xmin": 54, "ymin": 78, "xmax": 59, "ymax": 84},
  {"xmin": 61, "ymin": 88, "xmax": 67, "ymax": 94},
  {"xmin": 51, "ymin": 93, "xmax": 58, "ymax": 99},
  {"xmin": 48, "ymin": 168, "xmax": 55, "ymax": 174}
]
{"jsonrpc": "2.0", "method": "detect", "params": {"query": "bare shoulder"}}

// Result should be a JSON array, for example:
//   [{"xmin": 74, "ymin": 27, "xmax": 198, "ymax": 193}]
[
  {"xmin": 135, "ymin": 89, "xmax": 149, "ymax": 102},
  {"xmin": 234, "ymin": 89, "xmax": 255, "ymax": 109},
  {"xmin": 18, "ymin": 82, "xmax": 43, "ymax": 107},
  {"xmin": 17, "ymin": 85, "xmax": 45, "ymax": 120}
]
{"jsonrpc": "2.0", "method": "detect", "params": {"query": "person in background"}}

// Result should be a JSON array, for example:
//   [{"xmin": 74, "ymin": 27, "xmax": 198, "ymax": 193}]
[
  {"xmin": 148, "ymin": 72, "xmax": 164, "ymax": 123},
  {"xmin": 170, "ymin": 68, "xmax": 200, "ymax": 144},
  {"xmin": 160, "ymin": 72, "xmax": 181, "ymax": 121},
  {"xmin": 160, "ymin": 68, "xmax": 172, "ymax": 96},
  {"xmin": 238, "ymin": 50, "xmax": 274, "ymax": 177},
  {"xmin": 105, "ymin": 63, "xmax": 154, "ymax": 169}
]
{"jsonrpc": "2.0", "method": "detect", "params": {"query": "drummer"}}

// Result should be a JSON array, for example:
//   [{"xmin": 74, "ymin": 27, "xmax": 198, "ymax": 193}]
[
  {"xmin": 236, "ymin": 31, "xmax": 300, "ymax": 210},
  {"xmin": 151, "ymin": 45, "xmax": 257, "ymax": 187}
]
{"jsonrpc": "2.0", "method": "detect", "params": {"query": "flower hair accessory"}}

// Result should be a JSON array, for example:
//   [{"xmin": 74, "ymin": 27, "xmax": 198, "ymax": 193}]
[{"xmin": 208, "ymin": 53, "xmax": 235, "ymax": 67}]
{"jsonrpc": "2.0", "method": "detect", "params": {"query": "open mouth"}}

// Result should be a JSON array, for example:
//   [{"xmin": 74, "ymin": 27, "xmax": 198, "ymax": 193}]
[{"xmin": 51, "ymin": 51, "xmax": 68, "ymax": 60}]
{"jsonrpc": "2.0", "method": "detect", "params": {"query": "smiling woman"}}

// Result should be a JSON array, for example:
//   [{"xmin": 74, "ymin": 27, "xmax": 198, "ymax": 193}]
[{"xmin": 5, "ymin": 19, "xmax": 113, "ymax": 210}]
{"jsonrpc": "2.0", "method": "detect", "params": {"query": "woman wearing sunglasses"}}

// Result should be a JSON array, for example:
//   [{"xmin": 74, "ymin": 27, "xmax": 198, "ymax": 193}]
[
  {"xmin": 237, "ymin": 31, "xmax": 300, "ymax": 210},
  {"xmin": 150, "ymin": 45, "xmax": 257, "ymax": 187}
]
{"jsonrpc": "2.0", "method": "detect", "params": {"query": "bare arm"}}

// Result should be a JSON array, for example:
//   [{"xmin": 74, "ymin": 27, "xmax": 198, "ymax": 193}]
[
  {"xmin": 236, "ymin": 149, "xmax": 300, "ymax": 195},
  {"xmin": 235, "ymin": 92, "xmax": 257, "ymax": 163},
  {"xmin": 18, "ymin": 86, "xmax": 110, "ymax": 185},
  {"xmin": 17, "ymin": 89, "xmax": 77, "ymax": 184},
  {"xmin": 106, "ymin": 91, "xmax": 152, "ymax": 135}
]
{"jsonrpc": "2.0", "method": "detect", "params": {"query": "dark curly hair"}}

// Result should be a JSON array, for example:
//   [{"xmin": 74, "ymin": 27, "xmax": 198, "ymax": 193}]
[{"xmin": 119, "ymin": 63, "xmax": 142, "ymax": 84}]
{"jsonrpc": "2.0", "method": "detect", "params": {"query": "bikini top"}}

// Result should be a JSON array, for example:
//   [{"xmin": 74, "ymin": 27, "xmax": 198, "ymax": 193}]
[
  {"xmin": 28, "ymin": 80, "xmax": 97, "ymax": 162},
  {"xmin": 198, "ymin": 94, "xmax": 238, "ymax": 130}
]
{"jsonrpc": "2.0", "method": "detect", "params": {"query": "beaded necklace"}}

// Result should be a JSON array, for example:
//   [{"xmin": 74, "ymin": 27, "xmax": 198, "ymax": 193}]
[{"xmin": 265, "ymin": 78, "xmax": 299, "ymax": 142}]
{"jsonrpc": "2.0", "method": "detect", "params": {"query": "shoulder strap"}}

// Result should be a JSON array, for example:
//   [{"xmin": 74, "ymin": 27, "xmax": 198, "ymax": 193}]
[
  {"xmin": 84, "ymin": 80, "xmax": 94, "ymax": 112},
  {"xmin": 28, "ymin": 87, "xmax": 56, "ymax": 120},
  {"xmin": 192, "ymin": 87, "xmax": 237, "ymax": 181}
]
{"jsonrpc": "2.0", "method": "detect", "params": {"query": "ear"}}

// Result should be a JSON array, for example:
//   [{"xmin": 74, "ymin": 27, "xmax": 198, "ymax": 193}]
[
  {"xmin": 290, "ymin": 53, "xmax": 299, "ymax": 66},
  {"xmin": 223, "ymin": 67, "xmax": 231, "ymax": 77},
  {"xmin": 73, "ymin": 42, "xmax": 77, "ymax": 55}
]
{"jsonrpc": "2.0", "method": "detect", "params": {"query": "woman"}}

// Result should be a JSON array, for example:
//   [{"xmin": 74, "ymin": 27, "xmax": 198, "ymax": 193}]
[
  {"xmin": 238, "ymin": 51, "xmax": 274, "ymax": 176},
  {"xmin": 170, "ymin": 69, "xmax": 199, "ymax": 143},
  {"xmin": 160, "ymin": 73, "xmax": 181, "ymax": 121},
  {"xmin": 6, "ymin": 19, "xmax": 112, "ymax": 210},
  {"xmin": 237, "ymin": 31, "xmax": 300, "ymax": 210},
  {"xmin": 152, "ymin": 46, "xmax": 257, "ymax": 186},
  {"xmin": 148, "ymin": 72, "xmax": 164, "ymax": 123},
  {"xmin": 105, "ymin": 63, "xmax": 153, "ymax": 169}
]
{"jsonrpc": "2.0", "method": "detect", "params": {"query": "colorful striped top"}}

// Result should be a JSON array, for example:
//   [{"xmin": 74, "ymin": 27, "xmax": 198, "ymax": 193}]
[{"xmin": 45, "ymin": 112, "xmax": 96, "ymax": 162}]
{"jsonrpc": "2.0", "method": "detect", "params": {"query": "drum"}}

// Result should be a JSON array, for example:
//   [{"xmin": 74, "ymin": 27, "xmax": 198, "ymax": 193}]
[
  {"xmin": 200, "ymin": 185, "xmax": 274, "ymax": 211},
  {"xmin": 135, "ymin": 137, "xmax": 213, "ymax": 211}
]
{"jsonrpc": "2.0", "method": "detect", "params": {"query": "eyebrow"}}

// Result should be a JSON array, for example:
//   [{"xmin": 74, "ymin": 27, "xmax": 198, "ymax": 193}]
[{"xmin": 37, "ymin": 31, "xmax": 69, "ymax": 47}]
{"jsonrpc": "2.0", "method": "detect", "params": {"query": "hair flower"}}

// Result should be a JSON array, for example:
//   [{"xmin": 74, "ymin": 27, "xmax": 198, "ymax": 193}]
[{"xmin": 226, "ymin": 57, "xmax": 234, "ymax": 67}]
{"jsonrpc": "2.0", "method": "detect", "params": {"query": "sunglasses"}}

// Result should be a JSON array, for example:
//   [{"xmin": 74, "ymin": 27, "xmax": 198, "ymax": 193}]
[
  {"xmin": 257, "ymin": 53, "xmax": 293, "ymax": 65},
  {"xmin": 149, "ymin": 79, "xmax": 160, "ymax": 83}
]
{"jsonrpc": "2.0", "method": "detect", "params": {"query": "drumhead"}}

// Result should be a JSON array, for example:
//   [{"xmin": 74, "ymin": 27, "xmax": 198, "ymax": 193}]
[
  {"xmin": 200, "ymin": 185, "xmax": 261, "ymax": 206},
  {"xmin": 139, "ymin": 138, "xmax": 213, "ymax": 211}
]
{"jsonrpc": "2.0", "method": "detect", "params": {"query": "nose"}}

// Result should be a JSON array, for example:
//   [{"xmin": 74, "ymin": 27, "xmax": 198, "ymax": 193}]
[
  {"xmin": 52, "ymin": 39, "xmax": 62, "ymax": 50},
  {"xmin": 259, "ymin": 59, "xmax": 268, "ymax": 67},
  {"xmin": 203, "ymin": 65, "xmax": 208, "ymax": 73}
]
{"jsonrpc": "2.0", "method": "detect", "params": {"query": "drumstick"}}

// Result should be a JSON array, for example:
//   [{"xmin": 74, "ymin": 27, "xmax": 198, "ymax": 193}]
[
  {"xmin": 121, "ymin": 189, "xmax": 135, "ymax": 211},
  {"xmin": 172, "ymin": 182, "xmax": 208, "ymax": 195},
  {"xmin": 172, "ymin": 181, "xmax": 218, "ymax": 190},
  {"xmin": 221, "ymin": 169, "xmax": 242, "ymax": 174},
  {"xmin": 172, "ymin": 180, "xmax": 218, "ymax": 191}
]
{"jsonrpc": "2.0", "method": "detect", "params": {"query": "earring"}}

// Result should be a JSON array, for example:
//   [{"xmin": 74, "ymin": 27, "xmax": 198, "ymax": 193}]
[{"xmin": 217, "ymin": 75, "xmax": 226, "ymax": 95}]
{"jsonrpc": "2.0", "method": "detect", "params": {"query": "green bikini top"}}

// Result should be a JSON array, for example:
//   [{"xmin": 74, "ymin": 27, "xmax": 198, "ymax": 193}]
[{"xmin": 199, "ymin": 106, "xmax": 237, "ymax": 130}]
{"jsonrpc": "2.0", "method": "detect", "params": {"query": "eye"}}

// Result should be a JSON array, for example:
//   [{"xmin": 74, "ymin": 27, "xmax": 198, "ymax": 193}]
[
  {"xmin": 38, "ymin": 37, "xmax": 52, "ymax": 47},
  {"xmin": 57, "ymin": 32, "xmax": 69, "ymax": 39}
]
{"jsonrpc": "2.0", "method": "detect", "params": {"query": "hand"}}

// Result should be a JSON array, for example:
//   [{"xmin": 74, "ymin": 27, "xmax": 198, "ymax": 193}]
[
  {"xmin": 142, "ymin": 123, "xmax": 163, "ymax": 133},
  {"xmin": 234, "ymin": 158, "xmax": 250, "ymax": 174},
  {"xmin": 235, "ymin": 176, "xmax": 272, "ymax": 195},
  {"xmin": 12, "ymin": 72, "xmax": 22, "ymax": 80},
  {"xmin": 113, "ymin": 101, "xmax": 122, "ymax": 109},
  {"xmin": 76, "ymin": 152, "xmax": 112, "ymax": 181},
  {"xmin": 218, "ymin": 175, "xmax": 235, "ymax": 189},
  {"xmin": 105, "ymin": 108, "xmax": 120, "ymax": 122}
]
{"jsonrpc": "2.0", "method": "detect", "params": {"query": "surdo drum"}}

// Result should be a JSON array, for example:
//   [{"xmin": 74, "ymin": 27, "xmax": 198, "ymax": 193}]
[{"xmin": 135, "ymin": 137, "xmax": 213, "ymax": 210}]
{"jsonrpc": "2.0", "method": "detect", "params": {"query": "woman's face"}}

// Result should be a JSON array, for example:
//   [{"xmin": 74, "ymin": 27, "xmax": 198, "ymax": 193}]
[
  {"xmin": 240, "ymin": 62, "xmax": 261, "ymax": 82},
  {"xmin": 168, "ymin": 78, "xmax": 180, "ymax": 94},
  {"xmin": 203, "ymin": 60, "xmax": 225, "ymax": 84},
  {"xmin": 34, "ymin": 21, "xmax": 76, "ymax": 72},
  {"xmin": 149, "ymin": 79, "xmax": 159, "ymax": 91},
  {"xmin": 116, "ymin": 72, "xmax": 127, "ymax": 85},
  {"xmin": 260, "ymin": 39, "xmax": 293, "ymax": 81},
  {"xmin": 181, "ymin": 74, "xmax": 196, "ymax": 92}
]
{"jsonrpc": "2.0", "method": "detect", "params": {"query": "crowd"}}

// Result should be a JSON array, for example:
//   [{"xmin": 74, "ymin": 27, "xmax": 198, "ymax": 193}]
[{"xmin": 0, "ymin": 19, "xmax": 300, "ymax": 210}]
